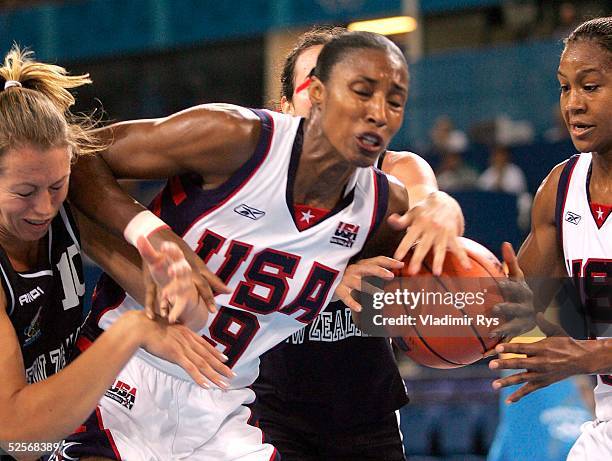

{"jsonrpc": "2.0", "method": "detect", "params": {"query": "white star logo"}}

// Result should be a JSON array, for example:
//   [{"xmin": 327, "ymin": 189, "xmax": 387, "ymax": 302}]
[
  {"xmin": 596, "ymin": 207, "xmax": 604, "ymax": 220},
  {"xmin": 300, "ymin": 209, "xmax": 314, "ymax": 223}
]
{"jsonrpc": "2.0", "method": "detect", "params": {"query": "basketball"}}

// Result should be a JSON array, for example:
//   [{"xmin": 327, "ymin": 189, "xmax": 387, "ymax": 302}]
[{"xmin": 386, "ymin": 237, "xmax": 506, "ymax": 369}]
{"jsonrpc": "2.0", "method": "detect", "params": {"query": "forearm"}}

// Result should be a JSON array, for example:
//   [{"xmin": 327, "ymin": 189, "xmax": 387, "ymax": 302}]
[
  {"xmin": 78, "ymin": 209, "xmax": 147, "ymax": 305},
  {"xmin": 584, "ymin": 339, "xmax": 612, "ymax": 375},
  {"xmin": 69, "ymin": 154, "xmax": 148, "ymax": 237},
  {"xmin": 0, "ymin": 312, "xmax": 144, "ymax": 442}
]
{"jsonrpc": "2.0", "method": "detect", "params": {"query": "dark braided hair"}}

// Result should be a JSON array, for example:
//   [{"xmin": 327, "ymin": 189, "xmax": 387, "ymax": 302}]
[
  {"xmin": 565, "ymin": 16, "xmax": 612, "ymax": 53},
  {"xmin": 280, "ymin": 26, "xmax": 346, "ymax": 101}
]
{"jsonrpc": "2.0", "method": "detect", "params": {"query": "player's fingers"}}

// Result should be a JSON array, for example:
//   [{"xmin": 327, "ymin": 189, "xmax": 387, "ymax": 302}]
[
  {"xmin": 362, "ymin": 256, "xmax": 405, "ymax": 269},
  {"xmin": 447, "ymin": 237, "xmax": 471, "ymax": 270},
  {"xmin": 168, "ymin": 259, "xmax": 191, "ymax": 279},
  {"xmin": 136, "ymin": 235, "xmax": 162, "ymax": 265},
  {"xmin": 387, "ymin": 212, "xmax": 413, "ymax": 231},
  {"xmin": 408, "ymin": 233, "xmax": 435, "ymax": 275},
  {"xmin": 505, "ymin": 381, "xmax": 547, "ymax": 404},
  {"xmin": 144, "ymin": 277, "xmax": 157, "ymax": 320},
  {"xmin": 491, "ymin": 371, "xmax": 533, "ymax": 389},
  {"xmin": 535, "ymin": 312, "xmax": 567, "ymax": 337},
  {"xmin": 185, "ymin": 333, "xmax": 235, "ymax": 379},
  {"xmin": 430, "ymin": 233, "xmax": 449, "ymax": 276},
  {"xmin": 183, "ymin": 347, "xmax": 230, "ymax": 389},
  {"xmin": 202, "ymin": 268, "xmax": 231, "ymax": 295},
  {"xmin": 194, "ymin": 278, "xmax": 218, "ymax": 314},
  {"xmin": 159, "ymin": 297, "xmax": 170, "ymax": 318},
  {"xmin": 491, "ymin": 302, "xmax": 533, "ymax": 319},
  {"xmin": 489, "ymin": 356, "xmax": 541, "ymax": 371},
  {"xmin": 173, "ymin": 354, "xmax": 210, "ymax": 389},
  {"xmin": 336, "ymin": 286, "xmax": 363, "ymax": 312},
  {"xmin": 350, "ymin": 263, "xmax": 396, "ymax": 280},
  {"xmin": 489, "ymin": 317, "xmax": 536, "ymax": 340},
  {"xmin": 501, "ymin": 242, "xmax": 524, "ymax": 280},
  {"xmin": 160, "ymin": 241, "xmax": 184, "ymax": 262},
  {"xmin": 392, "ymin": 225, "xmax": 421, "ymax": 261}
]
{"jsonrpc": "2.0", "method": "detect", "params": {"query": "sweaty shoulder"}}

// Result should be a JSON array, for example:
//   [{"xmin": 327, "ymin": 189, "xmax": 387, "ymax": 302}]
[
  {"xmin": 532, "ymin": 159, "xmax": 569, "ymax": 227},
  {"xmin": 381, "ymin": 150, "xmax": 437, "ymax": 191}
]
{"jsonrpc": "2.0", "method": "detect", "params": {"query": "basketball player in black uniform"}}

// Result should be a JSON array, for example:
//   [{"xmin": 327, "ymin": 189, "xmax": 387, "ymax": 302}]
[
  {"xmin": 0, "ymin": 47, "xmax": 231, "ymax": 461},
  {"xmin": 252, "ymin": 27, "xmax": 467, "ymax": 461}
]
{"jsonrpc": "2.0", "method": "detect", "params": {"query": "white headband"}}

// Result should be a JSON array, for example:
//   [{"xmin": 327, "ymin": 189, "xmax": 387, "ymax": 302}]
[{"xmin": 4, "ymin": 80, "xmax": 22, "ymax": 90}]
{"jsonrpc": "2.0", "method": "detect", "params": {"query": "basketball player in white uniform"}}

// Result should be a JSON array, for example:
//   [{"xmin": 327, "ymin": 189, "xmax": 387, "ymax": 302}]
[
  {"xmin": 489, "ymin": 17, "xmax": 612, "ymax": 461},
  {"xmin": 58, "ymin": 32, "xmax": 416, "ymax": 461}
]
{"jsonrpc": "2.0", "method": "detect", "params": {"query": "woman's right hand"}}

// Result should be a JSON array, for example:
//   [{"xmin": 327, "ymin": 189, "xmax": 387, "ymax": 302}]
[{"xmin": 131, "ymin": 311, "xmax": 234, "ymax": 389}]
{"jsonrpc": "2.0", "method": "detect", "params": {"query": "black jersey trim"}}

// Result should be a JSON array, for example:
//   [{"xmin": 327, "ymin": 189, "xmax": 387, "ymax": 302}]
[
  {"xmin": 555, "ymin": 154, "xmax": 580, "ymax": 250},
  {"xmin": 366, "ymin": 168, "xmax": 389, "ymax": 244},
  {"xmin": 0, "ymin": 262, "xmax": 15, "ymax": 316}
]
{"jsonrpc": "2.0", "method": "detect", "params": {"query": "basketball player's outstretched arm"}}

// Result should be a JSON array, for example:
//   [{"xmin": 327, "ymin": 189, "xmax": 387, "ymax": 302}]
[
  {"xmin": 0, "ymin": 287, "xmax": 228, "ymax": 451},
  {"xmin": 69, "ymin": 104, "xmax": 261, "ymax": 314},
  {"xmin": 488, "ymin": 162, "xmax": 605, "ymax": 402}
]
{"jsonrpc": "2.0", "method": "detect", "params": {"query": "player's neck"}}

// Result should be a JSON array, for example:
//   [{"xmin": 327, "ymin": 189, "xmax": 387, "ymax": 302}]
[
  {"xmin": 0, "ymin": 231, "xmax": 45, "ymax": 271},
  {"xmin": 592, "ymin": 150, "xmax": 612, "ymax": 176},
  {"xmin": 296, "ymin": 120, "xmax": 356, "ymax": 208}
]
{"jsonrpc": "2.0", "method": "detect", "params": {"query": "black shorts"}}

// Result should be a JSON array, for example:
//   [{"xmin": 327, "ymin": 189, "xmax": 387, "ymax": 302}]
[{"xmin": 254, "ymin": 400, "xmax": 406, "ymax": 461}]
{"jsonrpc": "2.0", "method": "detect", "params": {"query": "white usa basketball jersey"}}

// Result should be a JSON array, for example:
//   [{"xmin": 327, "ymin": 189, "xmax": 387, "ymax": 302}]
[
  {"xmin": 557, "ymin": 152, "xmax": 612, "ymax": 421},
  {"xmin": 87, "ymin": 107, "xmax": 389, "ymax": 388}
]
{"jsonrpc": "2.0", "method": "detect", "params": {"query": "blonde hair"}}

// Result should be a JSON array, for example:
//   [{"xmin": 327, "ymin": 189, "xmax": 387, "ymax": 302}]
[{"xmin": 0, "ymin": 46, "xmax": 104, "ymax": 161}]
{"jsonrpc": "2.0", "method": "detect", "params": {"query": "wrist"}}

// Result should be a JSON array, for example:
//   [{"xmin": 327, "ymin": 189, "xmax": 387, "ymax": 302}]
[
  {"xmin": 115, "ymin": 310, "xmax": 151, "ymax": 349},
  {"xmin": 583, "ymin": 339, "xmax": 612, "ymax": 375},
  {"xmin": 123, "ymin": 210, "xmax": 169, "ymax": 247}
]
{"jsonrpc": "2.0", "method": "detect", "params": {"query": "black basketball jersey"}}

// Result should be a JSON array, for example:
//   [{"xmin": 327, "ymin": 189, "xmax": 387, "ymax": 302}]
[
  {"xmin": 253, "ymin": 301, "xmax": 408, "ymax": 431},
  {"xmin": 1, "ymin": 204, "xmax": 84, "ymax": 384}
]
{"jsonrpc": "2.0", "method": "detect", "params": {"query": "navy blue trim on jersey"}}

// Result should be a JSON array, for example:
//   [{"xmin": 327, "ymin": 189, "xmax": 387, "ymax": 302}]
[
  {"xmin": 555, "ymin": 154, "xmax": 580, "ymax": 249},
  {"xmin": 366, "ymin": 168, "xmax": 389, "ymax": 244},
  {"xmin": 584, "ymin": 160, "xmax": 611, "ymax": 229},
  {"xmin": 151, "ymin": 109, "xmax": 275, "ymax": 237},
  {"xmin": 285, "ymin": 119, "xmax": 356, "ymax": 232}
]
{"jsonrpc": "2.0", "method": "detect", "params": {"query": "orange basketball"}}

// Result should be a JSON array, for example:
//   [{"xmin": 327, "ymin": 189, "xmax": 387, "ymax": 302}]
[{"xmin": 385, "ymin": 237, "xmax": 506, "ymax": 369}]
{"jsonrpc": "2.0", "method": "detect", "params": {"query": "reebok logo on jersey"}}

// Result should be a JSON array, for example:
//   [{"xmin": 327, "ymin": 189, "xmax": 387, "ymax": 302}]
[
  {"xmin": 105, "ymin": 379, "xmax": 137, "ymax": 410},
  {"xmin": 18, "ymin": 286, "xmax": 44, "ymax": 305},
  {"xmin": 565, "ymin": 211, "xmax": 582, "ymax": 225},
  {"xmin": 330, "ymin": 222, "xmax": 360, "ymax": 248},
  {"xmin": 234, "ymin": 204, "xmax": 265, "ymax": 220}
]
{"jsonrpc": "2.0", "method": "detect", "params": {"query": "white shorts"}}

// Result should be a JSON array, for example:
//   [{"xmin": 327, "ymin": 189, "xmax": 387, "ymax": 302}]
[
  {"xmin": 58, "ymin": 354, "xmax": 278, "ymax": 461},
  {"xmin": 568, "ymin": 419, "xmax": 612, "ymax": 461}
]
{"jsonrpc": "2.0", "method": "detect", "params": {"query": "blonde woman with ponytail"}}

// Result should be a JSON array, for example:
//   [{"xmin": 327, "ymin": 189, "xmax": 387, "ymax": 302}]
[{"xmin": 0, "ymin": 47, "xmax": 232, "ymax": 461}]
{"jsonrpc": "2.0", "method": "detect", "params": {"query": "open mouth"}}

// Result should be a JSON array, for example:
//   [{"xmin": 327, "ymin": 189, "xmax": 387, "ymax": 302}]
[
  {"xmin": 356, "ymin": 133, "xmax": 383, "ymax": 153},
  {"xmin": 571, "ymin": 124, "xmax": 595, "ymax": 137},
  {"xmin": 24, "ymin": 218, "xmax": 51, "ymax": 228}
]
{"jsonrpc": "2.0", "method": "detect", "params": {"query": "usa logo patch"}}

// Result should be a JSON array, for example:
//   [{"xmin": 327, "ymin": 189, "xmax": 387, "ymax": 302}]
[
  {"xmin": 105, "ymin": 379, "xmax": 137, "ymax": 410},
  {"xmin": 330, "ymin": 222, "xmax": 360, "ymax": 248}
]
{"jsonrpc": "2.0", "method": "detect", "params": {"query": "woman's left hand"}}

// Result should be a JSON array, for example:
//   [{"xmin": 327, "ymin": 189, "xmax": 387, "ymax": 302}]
[{"xmin": 388, "ymin": 190, "xmax": 468, "ymax": 275}]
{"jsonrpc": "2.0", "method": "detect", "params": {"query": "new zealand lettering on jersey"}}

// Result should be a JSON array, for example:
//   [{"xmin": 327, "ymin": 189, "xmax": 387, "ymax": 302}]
[{"xmin": 286, "ymin": 305, "xmax": 365, "ymax": 344}]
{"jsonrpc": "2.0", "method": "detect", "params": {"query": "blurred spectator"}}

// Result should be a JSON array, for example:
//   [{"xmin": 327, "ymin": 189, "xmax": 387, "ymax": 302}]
[
  {"xmin": 553, "ymin": 2, "xmax": 580, "ymax": 40},
  {"xmin": 478, "ymin": 145, "xmax": 527, "ymax": 195},
  {"xmin": 478, "ymin": 145, "xmax": 532, "ymax": 231},
  {"xmin": 544, "ymin": 106, "xmax": 571, "ymax": 143},
  {"xmin": 436, "ymin": 152, "xmax": 479, "ymax": 192},
  {"xmin": 427, "ymin": 115, "xmax": 469, "ymax": 157}
]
